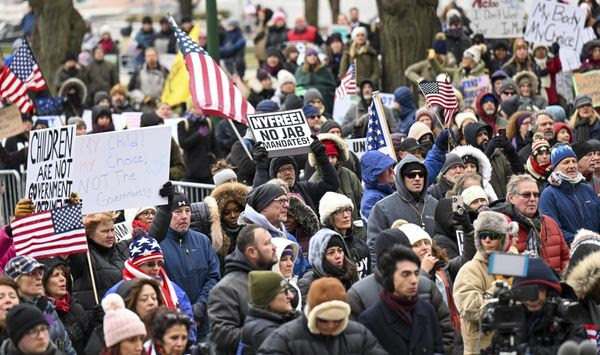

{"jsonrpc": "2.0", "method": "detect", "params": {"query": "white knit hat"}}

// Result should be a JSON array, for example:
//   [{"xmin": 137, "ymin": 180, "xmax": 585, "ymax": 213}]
[
  {"xmin": 461, "ymin": 185, "xmax": 488, "ymax": 206},
  {"xmin": 102, "ymin": 294, "xmax": 146, "ymax": 347},
  {"xmin": 351, "ymin": 26, "xmax": 367, "ymax": 41},
  {"xmin": 398, "ymin": 223, "xmax": 431, "ymax": 246},
  {"xmin": 319, "ymin": 192, "xmax": 353, "ymax": 225},
  {"xmin": 455, "ymin": 111, "xmax": 478, "ymax": 130},
  {"xmin": 407, "ymin": 121, "xmax": 433, "ymax": 141},
  {"xmin": 277, "ymin": 70, "xmax": 296, "ymax": 88},
  {"xmin": 464, "ymin": 44, "xmax": 484, "ymax": 63}
]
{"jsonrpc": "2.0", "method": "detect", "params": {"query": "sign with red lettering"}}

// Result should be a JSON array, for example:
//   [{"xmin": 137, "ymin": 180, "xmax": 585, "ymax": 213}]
[
  {"xmin": 247, "ymin": 109, "xmax": 313, "ymax": 157},
  {"xmin": 468, "ymin": 0, "xmax": 525, "ymax": 38}
]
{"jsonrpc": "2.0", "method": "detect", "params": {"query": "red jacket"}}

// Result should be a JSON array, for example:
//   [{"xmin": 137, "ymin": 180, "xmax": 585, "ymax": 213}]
[
  {"xmin": 514, "ymin": 215, "xmax": 570, "ymax": 272},
  {"xmin": 287, "ymin": 26, "xmax": 318, "ymax": 43}
]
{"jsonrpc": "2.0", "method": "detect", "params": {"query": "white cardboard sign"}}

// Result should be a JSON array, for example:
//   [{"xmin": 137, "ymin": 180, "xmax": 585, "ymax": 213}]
[
  {"xmin": 345, "ymin": 138, "xmax": 367, "ymax": 159},
  {"xmin": 468, "ymin": 0, "xmax": 525, "ymax": 38},
  {"xmin": 524, "ymin": 0, "xmax": 586, "ymax": 49},
  {"xmin": 72, "ymin": 126, "xmax": 171, "ymax": 214},
  {"xmin": 247, "ymin": 109, "xmax": 313, "ymax": 157}
]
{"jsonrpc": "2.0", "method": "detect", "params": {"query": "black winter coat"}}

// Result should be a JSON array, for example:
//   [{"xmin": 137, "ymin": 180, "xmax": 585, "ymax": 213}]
[
  {"xmin": 342, "ymin": 231, "xmax": 371, "ymax": 279},
  {"xmin": 257, "ymin": 315, "xmax": 388, "ymax": 355},
  {"xmin": 227, "ymin": 139, "xmax": 255, "ymax": 186},
  {"xmin": 177, "ymin": 118, "xmax": 217, "ymax": 183},
  {"xmin": 358, "ymin": 298, "xmax": 444, "ymax": 355},
  {"xmin": 241, "ymin": 306, "xmax": 300, "ymax": 355}
]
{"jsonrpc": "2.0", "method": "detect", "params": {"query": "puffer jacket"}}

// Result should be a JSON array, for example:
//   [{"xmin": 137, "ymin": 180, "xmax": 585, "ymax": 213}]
[
  {"xmin": 393, "ymin": 86, "xmax": 416, "ymax": 134},
  {"xmin": 208, "ymin": 250, "xmax": 255, "ymax": 355},
  {"xmin": 367, "ymin": 156, "xmax": 438, "ymax": 269},
  {"xmin": 539, "ymin": 177, "xmax": 600, "ymax": 245},
  {"xmin": 241, "ymin": 307, "xmax": 300, "ymax": 355},
  {"xmin": 360, "ymin": 151, "xmax": 396, "ymax": 223},
  {"xmin": 257, "ymin": 315, "xmax": 388, "ymax": 355},
  {"xmin": 493, "ymin": 202, "xmax": 570, "ymax": 272},
  {"xmin": 68, "ymin": 238, "xmax": 129, "ymax": 311}
]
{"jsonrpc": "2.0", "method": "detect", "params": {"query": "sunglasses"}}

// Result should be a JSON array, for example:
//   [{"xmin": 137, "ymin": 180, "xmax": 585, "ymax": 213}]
[
  {"xmin": 478, "ymin": 231, "xmax": 504, "ymax": 240},
  {"xmin": 405, "ymin": 171, "xmax": 424, "ymax": 179},
  {"xmin": 517, "ymin": 192, "xmax": 540, "ymax": 199}
]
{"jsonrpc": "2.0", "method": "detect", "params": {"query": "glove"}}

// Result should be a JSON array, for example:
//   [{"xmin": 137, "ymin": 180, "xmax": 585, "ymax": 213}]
[
  {"xmin": 68, "ymin": 192, "xmax": 80, "ymax": 206},
  {"xmin": 252, "ymin": 142, "xmax": 269, "ymax": 170},
  {"xmin": 193, "ymin": 301, "xmax": 207, "ymax": 322},
  {"xmin": 484, "ymin": 136, "xmax": 503, "ymax": 158},
  {"xmin": 452, "ymin": 209, "xmax": 474, "ymax": 233},
  {"xmin": 434, "ymin": 129, "xmax": 450, "ymax": 152},
  {"xmin": 310, "ymin": 136, "xmax": 327, "ymax": 161},
  {"xmin": 159, "ymin": 181, "xmax": 176, "ymax": 206},
  {"xmin": 90, "ymin": 304, "xmax": 105, "ymax": 328},
  {"xmin": 14, "ymin": 198, "xmax": 34, "ymax": 219},
  {"xmin": 551, "ymin": 42, "xmax": 560, "ymax": 56}
]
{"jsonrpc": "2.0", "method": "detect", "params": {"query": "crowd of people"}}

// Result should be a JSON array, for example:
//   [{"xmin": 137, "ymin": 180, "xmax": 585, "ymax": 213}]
[{"xmin": 2, "ymin": 2, "xmax": 600, "ymax": 355}]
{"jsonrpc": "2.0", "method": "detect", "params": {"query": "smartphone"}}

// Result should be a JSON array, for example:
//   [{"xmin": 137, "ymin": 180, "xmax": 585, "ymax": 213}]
[
  {"xmin": 496, "ymin": 128, "xmax": 507, "ymax": 138},
  {"xmin": 488, "ymin": 252, "xmax": 529, "ymax": 277}
]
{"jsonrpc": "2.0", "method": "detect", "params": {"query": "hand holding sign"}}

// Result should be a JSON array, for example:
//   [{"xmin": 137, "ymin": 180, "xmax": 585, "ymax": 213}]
[{"xmin": 252, "ymin": 142, "xmax": 269, "ymax": 170}]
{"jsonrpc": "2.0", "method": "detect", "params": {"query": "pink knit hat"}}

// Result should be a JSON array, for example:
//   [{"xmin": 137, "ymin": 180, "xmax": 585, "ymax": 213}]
[{"xmin": 102, "ymin": 294, "xmax": 146, "ymax": 347}]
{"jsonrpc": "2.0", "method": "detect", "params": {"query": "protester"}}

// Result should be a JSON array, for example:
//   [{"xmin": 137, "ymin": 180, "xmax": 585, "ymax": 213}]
[
  {"xmin": 100, "ymin": 294, "xmax": 146, "ymax": 355},
  {"xmin": 271, "ymin": 238, "xmax": 302, "ymax": 309},
  {"xmin": 1, "ymin": 304, "xmax": 63, "ymax": 355},
  {"xmin": 570, "ymin": 94, "xmax": 600, "ymax": 142},
  {"xmin": 145, "ymin": 308, "xmax": 192, "ymax": 355},
  {"xmin": 0, "ymin": 276, "xmax": 18, "ymax": 344},
  {"xmin": 360, "ymin": 151, "xmax": 396, "ymax": 223},
  {"xmin": 85, "ymin": 47, "xmax": 119, "ymax": 105},
  {"xmin": 428, "ymin": 153, "xmax": 464, "ymax": 200},
  {"xmin": 177, "ymin": 104, "xmax": 216, "ymax": 184},
  {"xmin": 294, "ymin": 49, "xmax": 336, "ymax": 113},
  {"xmin": 128, "ymin": 47, "xmax": 169, "ymax": 109},
  {"xmin": 339, "ymin": 26, "xmax": 380, "ymax": 85},
  {"xmin": 524, "ymin": 134, "xmax": 552, "ymax": 191}
]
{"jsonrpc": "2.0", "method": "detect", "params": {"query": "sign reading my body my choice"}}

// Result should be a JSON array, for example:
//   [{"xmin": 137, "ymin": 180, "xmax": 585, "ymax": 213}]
[{"xmin": 247, "ymin": 109, "xmax": 313, "ymax": 157}]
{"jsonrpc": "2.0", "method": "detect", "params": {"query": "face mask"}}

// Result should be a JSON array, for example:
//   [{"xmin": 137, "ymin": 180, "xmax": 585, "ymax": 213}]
[{"xmin": 420, "ymin": 141, "xmax": 433, "ymax": 156}]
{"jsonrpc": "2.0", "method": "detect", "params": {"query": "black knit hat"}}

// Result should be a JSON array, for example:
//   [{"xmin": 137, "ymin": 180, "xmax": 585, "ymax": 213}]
[
  {"xmin": 462, "ymin": 155, "xmax": 480, "ymax": 171},
  {"xmin": 320, "ymin": 120, "xmax": 341, "ymax": 134},
  {"xmin": 401, "ymin": 162, "xmax": 425, "ymax": 177},
  {"xmin": 374, "ymin": 228, "xmax": 410, "ymax": 262},
  {"xmin": 247, "ymin": 184, "xmax": 286, "ymax": 213},
  {"xmin": 170, "ymin": 193, "xmax": 190, "ymax": 212},
  {"xmin": 6, "ymin": 304, "xmax": 48, "ymax": 345},
  {"xmin": 326, "ymin": 234, "xmax": 345, "ymax": 250},
  {"xmin": 572, "ymin": 141, "xmax": 594, "ymax": 160}
]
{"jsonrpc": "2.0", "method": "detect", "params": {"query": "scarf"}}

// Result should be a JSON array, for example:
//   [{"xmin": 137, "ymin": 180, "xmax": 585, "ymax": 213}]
[
  {"xmin": 574, "ymin": 118, "xmax": 593, "ymax": 142},
  {"xmin": 534, "ymin": 57, "xmax": 551, "ymax": 88},
  {"xmin": 548, "ymin": 171, "xmax": 585, "ymax": 187},
  {"xmin": 509, "ymin": 205, "xmax": 542, "ymax": 257},
  {"xmin": 132, "ymin": 219, "xmax": 150, "ymax": 230},
  {"xmin": 380, "ymin": 290, "xmax": 418, "ymax": 325},
  {"xmin": 46, "ymin": 293, "xmax": 71, "ymax": 313},
  {"xmin": 526, "ymin": 156, "xmax": 551, "ymax": 179},
  {"xmin": 122, "ymin": 260, "xmax": 178, "ymax": 310}
]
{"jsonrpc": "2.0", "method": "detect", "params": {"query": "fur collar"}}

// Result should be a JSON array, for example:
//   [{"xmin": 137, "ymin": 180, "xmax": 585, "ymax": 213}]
[
  {"xmin": 308, "ymin": 132, "xmax": 349, "ymax": 167},
  {"xmin": 451, "ymin": 145, "xmax": 492, "ymax": 182},
  {"xmin": 566, "ymin": 250, "xmax": 600, "ymax": 300}
]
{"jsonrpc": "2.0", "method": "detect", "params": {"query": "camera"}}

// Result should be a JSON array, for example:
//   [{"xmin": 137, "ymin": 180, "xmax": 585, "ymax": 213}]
[{"xmin": 451, "ymin": 195, "xmax": 465, "ymax": 216}]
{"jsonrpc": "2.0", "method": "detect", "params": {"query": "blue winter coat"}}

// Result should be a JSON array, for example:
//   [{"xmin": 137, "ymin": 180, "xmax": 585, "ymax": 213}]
[
  {"xmin": 393, "ymin": 86, "xmax": 416, "ymax": 134},
  {"xmin": 539, "ymin": 180, "xmax": 600, "ymax": 245},
  {"xmin": 360, "ymin": 151, "xmax": 396, "ymax": 223},
  {"xmin": 219, "ymin": 28, "xmax": 246, "ymax": 59},
  {"xmin": 105, "ymin": 279, "xmax": 197, "ymax": 343},
  {"xmin": 423, "ymin": 142, "xmax": 446, "ymax": 187}
]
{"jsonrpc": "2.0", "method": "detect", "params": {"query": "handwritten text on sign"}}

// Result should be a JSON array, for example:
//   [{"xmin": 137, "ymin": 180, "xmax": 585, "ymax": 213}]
[
  {"xmin": 468, "ymin": 0, "xmax": 525, "ymax": 38},
  {"xmin": 573, "ymin": 70, "xmax": 600, "ymax": 108},
  {"xmin": 73, "ymin": 126, "xmax": 170, "ymax": 214},
  {"xmin": 0, "ymin": 105, "xmax": 24, "ymax": 139},
  {"xmin": 25, "ymin": 126, "xmax": 75, "ymax": 212},
  {"xmin": 461, "ymin": 76, "xmax": 492, "ymax": 107},
  {"xmin": 247, "ymin": 109, "xmax": 313, "ymax": 157},
  {"xmin": 524, "ymin": 0, "xmax": 586, "ymax": 49}
]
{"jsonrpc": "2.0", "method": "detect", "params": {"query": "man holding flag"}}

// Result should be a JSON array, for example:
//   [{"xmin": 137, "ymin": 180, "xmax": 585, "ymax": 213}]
[{"xmin": 341, "ymin": 78, "xmax": 395, "ymax": 138}]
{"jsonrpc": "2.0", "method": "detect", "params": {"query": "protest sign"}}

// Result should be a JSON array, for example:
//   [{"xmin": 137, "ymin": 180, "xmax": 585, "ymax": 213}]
[
  {"xmin": 379, "ymin": 93, "xmax": 395, "ymax": 108},
  {"xmin": 25, "ymin": 126, "xmax": 76, "ymax": 212},
  {"xmin": 114, "ymin": 222, "xmax": 132, "ymax": 242},
  {"xmin": 333, "ymin": 95, "xmax": 355, "ymax": 124},
  {"xmin": 82, "ymin": 110, "xmax": 93, "ymax": 132},
  {"xmin": 524, "ymin": 0, "xmax": 586, "ymax": 49},
  {"xmin": 468, "ymin": 0, "xmax": 525, "ymax": 38},
  {"xmin": 573, "ymin": 70, "xmax": 600, "ymax": 107},
  {"xmin": 73, "ymin": 126, "xmax": 170, "ymax": 214},
  {"xmin": 33, "ymin": 115, "xmax": 64, "ymax": 128},
  {"xmin": 346, "ymin": 138, "xmax": 367, "ymax": 159},
  {"xmin": 247, "ymin": 109, "xmax": 313, "ymax": 157},
  {"xmin": 123, "ymin": 112, "xmax": 142, "ymax": 129},
  {"xmin": 0, "ymin": 105, "xmax": 23, "ymax": 139},
  {"xmin": 460, "ymin": 76, "xmax": 491, "ymax": 107}
]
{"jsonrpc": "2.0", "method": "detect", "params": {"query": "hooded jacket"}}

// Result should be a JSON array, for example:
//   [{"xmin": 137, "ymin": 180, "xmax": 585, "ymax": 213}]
[
  {"xmin": 242, "ymin": 306, "xmax": 301, "ymax": 355},
  {"xmin": 539, "ymin": 176, "xmax": 600, "ymax": 245},
  {"xmin": 360, "ymin": 151, "xmax": 396, "ymax": 223},
  {"xmin": 393, "ymin": 86, "xmax": 416, "ymax": 135},
  {"xmin": 474, "ymin": 92, "xmax": 504, "ymax": 133},
  {"xmin": 208, "ymin": 250, "xmax": 256, "ymax": 355},
  {"xmin": 566, "ymin": 249, "xmax": 600, "ymax": 330},
  {"xmin": 367, "ymin": 156, "xmax": 438, "ymax": 269},
  {"xmin": 285, "ymin": 195, "xmax": 320, "ymax": 253},
  {"xmin": 451, "ymin": 145, "xmax": 499, "ymax": 201},
  {"xmin": 271, "ymin": 237, "xmax": 302, "ymax": 310}
]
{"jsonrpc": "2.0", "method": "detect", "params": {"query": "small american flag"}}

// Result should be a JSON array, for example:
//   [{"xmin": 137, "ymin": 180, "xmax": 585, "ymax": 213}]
[
  {"xmin": 366, "ymin": 93, "xmax": 396, "ymax": 160},
  {"xmin": 11, "ymin": 205, "xmax": 88, "ymax": 259},
  {"xmin": 33, "ymin": 96, "xmax": 64, "ymax": 115},
  {"xmin": 335, "ymin": 64, "xmax": 356, "ymax": 99},
  {"xmin": 0, "ymin": 40, "xmax": 47, "ymax": 114},
  {"xmin": 168, "ymin": 17, "xmax": 253, "ymax": 124},
  {"xmin": 418, "ymin": 80, "xmax": 458, "ymax": 125}
]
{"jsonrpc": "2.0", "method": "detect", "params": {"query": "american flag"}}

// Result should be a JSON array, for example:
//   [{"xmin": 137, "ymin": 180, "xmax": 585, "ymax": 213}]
[
  {"xmin": 168, "ymin": 17, "xmax": 253, "ymax": 124},
  {"xmin": 0, "ymin": 40, "xmax": 47, "ymax": 114},
  {"xmin": 10, "ymin": 205, "xmax": 88, "ymax": 259},
  {"xmin": 418, "ymin": 80, "xmax": 458, "ymax": 125},
  {"xmin": 366, "ymin": 92, "xmax": 396, "ymax": 160},
  {"xmin": 33, "ymin": 96, "xmax": 63, "ymax": 115},
  {"xmin": 335, "ymin": 64, "xmax": 356, "ymax": 99}
]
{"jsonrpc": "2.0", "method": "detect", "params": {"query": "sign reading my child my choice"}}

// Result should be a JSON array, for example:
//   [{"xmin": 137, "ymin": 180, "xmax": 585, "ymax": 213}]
[{"xmin": 247, "ymin": 109, "xmax": 313, "ymax": 157}]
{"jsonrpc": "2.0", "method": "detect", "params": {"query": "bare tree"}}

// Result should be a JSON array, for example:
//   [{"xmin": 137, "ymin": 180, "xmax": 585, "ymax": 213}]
[
  {"xmin": 305, "ymin": 0, "xmax": 319, "ymax": 27},
  {"xmin": 329, "ymin": 0, "xmax": 340, "ymax": 23},
  {"xmin": 376, "ymin": 0, "xmax": 439, "ymax": 92},
  {"xmin": 180, "ymin": 0, "xmax": 193, "ymax": 20},
  {"xmin": 29, "ymin": 0, "xmax": 86, "ymax": 95}
]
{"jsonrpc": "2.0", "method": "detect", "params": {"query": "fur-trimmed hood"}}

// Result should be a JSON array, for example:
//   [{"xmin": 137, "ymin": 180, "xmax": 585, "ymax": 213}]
[
  {"xmin": 451, "ymin": 145, "xmax": 492, "ymax": 182},
  {"xmin": 210, "ymin": 182, "xmax": 250, "ymax": 213},
  {"xmin": 472, "ymin": 210, "xmax": 516, "ymax": 257},
  {"xmin": 513, "ymin": 71, "xmax": 539, "ymax": 95},
  {"xmin": 308, "ymin": 132, "xmax": 349, "ymax": 167},
  {"xmin": 287, "ymin": 195, "xmax": 320, "ymax": 237},
  {"xmin": 202, "ymin": 196, "xmax": 223, "ymax": 252},
  {"xmin": 566, "ymin": 250, "xmax": 600, "ymax": 300}
]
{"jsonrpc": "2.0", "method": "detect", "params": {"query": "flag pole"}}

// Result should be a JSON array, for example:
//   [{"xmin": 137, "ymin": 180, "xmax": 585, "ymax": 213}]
[
  {"xmin": 417, "ymin": 80, "xmax": 458, "ymax": 150},
  {"xmin": 86, "ymin": 251, "xmax": 100, "ymax": 304},
  {"xmin": 372, "ymin": 91, "xmax": 397, "ymax": 161},
  {"xmin": 228, "ymin": 118, "xmax": 253, "ymax": 161}
]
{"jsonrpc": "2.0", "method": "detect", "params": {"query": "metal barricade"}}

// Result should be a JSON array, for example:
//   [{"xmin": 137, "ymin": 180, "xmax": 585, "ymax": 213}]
[
  {"xmin": 171, "ymin": 181, "xmax": 216, "ymax": 203},
  {"xmin": 0, "ymin": 170, "xmax": 23, "ymax": 225}
]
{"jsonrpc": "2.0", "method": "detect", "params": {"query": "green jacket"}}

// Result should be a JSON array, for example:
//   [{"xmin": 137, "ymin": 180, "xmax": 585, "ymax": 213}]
[
  {"xmin": 430, "ymin": 58, "xmax": 486, "ymax": 85},
  {"xmin": 295, "ymin": 65, "xmax": 337, "ymax": 114},
  {"xmin": 339, "ymin": 45, "xmax": 380, "ymax": 85}
]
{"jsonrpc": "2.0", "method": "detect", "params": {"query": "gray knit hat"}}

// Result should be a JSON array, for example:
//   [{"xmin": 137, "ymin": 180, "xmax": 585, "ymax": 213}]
[{"xmin": 440, "ymin": 153, "xmax": 464, "ymax": 176}]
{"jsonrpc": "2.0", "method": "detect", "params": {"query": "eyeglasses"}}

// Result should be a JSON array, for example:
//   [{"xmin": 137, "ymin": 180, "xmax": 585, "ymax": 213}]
[
  {"xmin": 478, "ymin": 231, "xmax": 504, "ymax": 240},
  {"xmin": 277, "ymin": 166, "xmax": 295, "ymax": 174},
  {"xmin": 517, "ymin": 191, "xmax": 540, "ymax": 199},
  {"xmin": 405, "ymin": 171, "xmax": 424, "ymax": 179},
  {"xmin": 535, "ymin": 149, "xmax": 550, "ymax": 155},
  {"xmin": 139, "ymin": 210, "xmax": 156, "ymax": 217},
  {"xmin": 25, "ymin": 325, "xmax": 49, "ymax": 338},
  {"xmin": 333, "ymin": 207, "xmax": 352, "ymax": 216},
  {"xmin": 143, "ymin": 260, "xmax": 164, "ymax": 268},
  {"xmin": 273, "ymin": 197, "xmax": 290, "ymax": 206}
]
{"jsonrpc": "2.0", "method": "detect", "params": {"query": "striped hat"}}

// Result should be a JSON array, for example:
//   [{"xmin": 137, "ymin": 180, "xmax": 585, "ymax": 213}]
[
  {"xmin": 531, "ymin": 138, "xmax": 550, "ymax": 156},
  {"xmin": 128, "ymin": 235, "xmax": 163, "ymax": 267},
  {"xmin": 4, "ymin": 255, "xmax": 46, "ymax": 280}
]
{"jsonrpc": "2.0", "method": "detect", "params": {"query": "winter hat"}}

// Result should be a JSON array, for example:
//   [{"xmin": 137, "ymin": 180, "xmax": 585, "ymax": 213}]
[
  {"xmin": 302, "ymin": 104, "xmax": 319, "ymax": 118},
  {"xmin": 305, "ymin": 47, "xmax": 319, "ymax": 58},
  {"xmin": 415, "ymin": 107, "xmax": 435, "ymax": 123},
  {"xmin": 94, "ymin": 91, "xmax": 110, "ymax": 104},
  {"xmin": 256, "ymin": 68, "xmax": 270, "ymax": 82},
  {"xmin": 408, "ymin": 121, "xmax": 433, "ymax": 141},
  {"xmin": 248, "ymin": 271, "xmax": 287, "ymax": 307},
  {"xmin": 391, "ymin": 133, "xmax": 407, "ymax": 152},
  {"xmin": 326, "ymin": 32, "xmax": 343, "ymax": 45},
  {"xmin": 281, "ymin": 247, "xmax": 295, "ymax": 259},
  {"xmin": 397, "ymin": 137, "xmax": 421, "ymax": 152},
  {"xmin": 134, "ymin": 206, "xmax": 156, "ymax": 219},
  {"xmin": 441, "ymin": 153, "xmax": 464, "ymax": 176},
  {"xmin": 500, "ymin": 95, "xmax": 521, "ymax": 118},
  {"xmin": 464, "ymin": 44, "xmax": 483, "ymax": 63},
  {"xmin": 170, "ymin": 193, "xmax": 190, "ymax": 213},
  {"xmin": 490, "ymin": 69, "xmax": 509, "ymax": 84},
  {"xmin": 513, "ymin": 258, "xmax": 561, "ymax": 294},
  {"xmin": 100, "ymin": 25, "xmax": 111, "ymax": 35},
  {"xmin": 247, "ymin": 184, "xmax": 286, "ymax": 213},
  {"xmin": 213, "ymin": 168, "xmax": 237, "ymax": 186},
  {"xmin": 461, "ymin": 185, "xmax": 488, "ymax": 206},
  {"xmin": 575, "ymin": 95, "xmax": 593, "ymax": 109},
  {"xmin": 320, "ymin": 120, "xmax": 341, "ymax": 133},
  {"xmin": 473, "ymin": 211, "xmax": 515, "ymax": 251},
  {"xmin": 553, "ymin": 122, "xmax": 573, "ymax": 143},
  {"xmin": 568, "ymin": 229, "xmax": 600, "ymax": 275},
  {"xmin": 304, "ymin": 88, "xmax": 324, "ymax": 104},
  {"xmin": 277, "ymin": 70, "xmax": 296, "ymax": 88},
  {"xmin": 351, "ymin": 26, "xmax": 367, "ymax": 41},
  {"xmin": 499, "ymin": 79, "xmax": 519, "ymax": 95},
  {"xmin": 455, "ymin": 111, "xmax": 478, "ymax": 130},
  {"xmin": 374, "ymin": 228, "xmax": 411, "ymax": 261},
  {"xmin": 128, "ymin": 235, "xmax": 163, "ymax": 266},
  {"xmin": 589, "ymin": 139, "xmax": 600, "ymax": 152},
  {"xmin": 283, "ymin": 94, "xmax": 303, "ymax": 110},
  {"xmin": 64, "ymin": 50, "xmax": 78, "ymax": 63},
  {"xmin": 102, "ymin": 294, "xmax": 146, "ymax": 347},
  {"xmin": 572, "ymin": 141, "xmax": 594, "ymax": 160},
  {"xmin": 326, "ymin": 234, "xmax": 346, "ymax": 251},
  {"xmin": 6, "ymin": 304, "xmax": 48, "ymax": 345},
  {"xmin": 401, "ymin": 162, "xmax": 426, "ymax": 178},
  {"xmin": 399, "ymin": 223, "xmax": 431, "ymax": 246},
  {"xmin": 4, "ymin": 255, "xmax": 46, "ymax": 280},
  {"xmin": 531, "ymin": 137, "xmax": 550, "ymax": 156},
  {"xmin": 551, "ymin": 144, "xmax": 577, "ymax": 169},
  {"xmin": 319, "ymin": 192, "xmax": 353, "ymax": 225},
  {"xmin": 305, "ymin": 277, "xmax": 350, "ymax": 336},
  {"xmin": 447, "ymin": 9, "xmax": 462, "ymax": 26},
  {"xmin": 272, "ymin": 11, "xmax": 286, "ymax": 22},
  {"xmin": 142, "ymin": 16, "xmax": 152, "ymax": 24},
  {"xmin": 256, "ymin": 99, "xmax": 279, "ymax": 113},
  {"xmin": 545, "ymin": 105, "xmax": 566, "ymax": 122},
  {"xmin": 432, "ymin": 32, "xmax": 447, "ymax": 55},
  {"xmin": 270, "ymin": 156, "xmax": 298, "ymax": 178}
]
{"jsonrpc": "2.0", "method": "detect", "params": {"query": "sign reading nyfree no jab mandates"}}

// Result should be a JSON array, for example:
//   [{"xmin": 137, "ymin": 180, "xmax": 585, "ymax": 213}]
[{"xmin": 247, "ymin": 109, "xmax": 313, "ymax": 157}]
